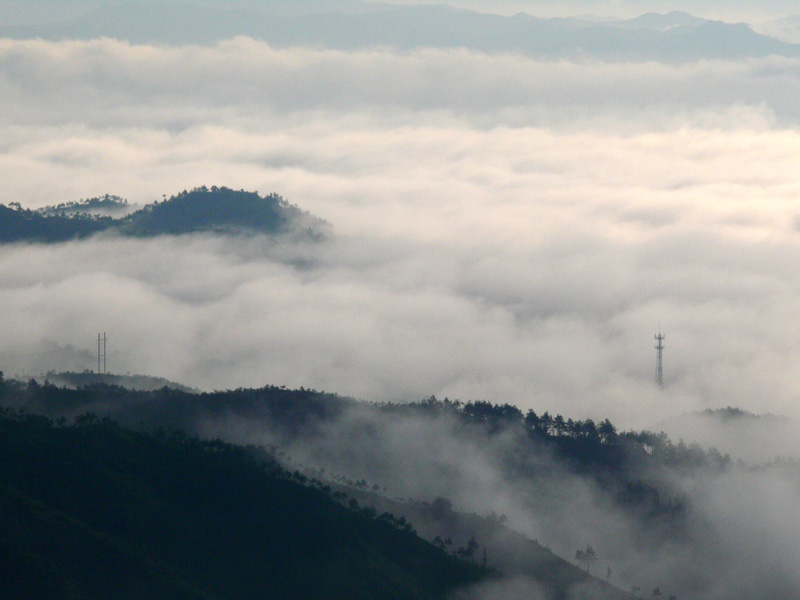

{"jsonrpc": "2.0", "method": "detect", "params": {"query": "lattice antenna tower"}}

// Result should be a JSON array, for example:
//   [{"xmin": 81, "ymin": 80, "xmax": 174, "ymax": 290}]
[
  {"xmin": 654, "ymin": 329, "xmax": 665, "ymax": 388},
  {"xmin": 97, "ymin": 332, "xmax": 107, "ymax": 374}
]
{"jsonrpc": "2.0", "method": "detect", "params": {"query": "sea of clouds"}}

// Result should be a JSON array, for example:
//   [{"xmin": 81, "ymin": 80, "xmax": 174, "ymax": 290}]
[{"xmin": 2, "ymin": 37, "xmax": 800, "ymax": 440}]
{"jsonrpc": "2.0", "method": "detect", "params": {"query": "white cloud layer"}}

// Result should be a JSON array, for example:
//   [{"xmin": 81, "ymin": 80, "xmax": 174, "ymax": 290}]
[{"xmin": 2, "ymin": 38, "xmax": 800, "ymax": 444}]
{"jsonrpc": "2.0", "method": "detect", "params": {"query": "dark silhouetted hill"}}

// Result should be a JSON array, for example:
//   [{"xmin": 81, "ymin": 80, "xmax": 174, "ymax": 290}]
[
  {"xmin": 0, "ymin": 408, "xmax": 486, "ymax": 600},
  {"xmin": 0, "ymin": 187, "xmax": 328, "ymax": 243},
  {"xmin": 0, "ymin": 379, "xmax": 724, "ymax": 543},
  {"xmin": 121, "ymin": 186, "xmax": 325, "ymax": 238},
  {"xmin": 0, "ymin": 203, "xmax": 111, "ymax": 243}
]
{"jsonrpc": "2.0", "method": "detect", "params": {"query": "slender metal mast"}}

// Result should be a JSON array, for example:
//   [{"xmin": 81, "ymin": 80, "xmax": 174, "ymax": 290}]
[
  {"xmin": 97, "ymin": 333, "xmax": 107, "ymax": 374},
  {"xmin": 654, "ymin": 330, "xmax": 665, "ymax": 388}
]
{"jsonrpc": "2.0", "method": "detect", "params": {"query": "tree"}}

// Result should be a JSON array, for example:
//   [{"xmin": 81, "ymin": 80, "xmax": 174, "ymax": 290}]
[
  {"xmin": 524, "ymin": 409, "xmax": 540, "ymax": 433},
  {"xmin": 574, "ymin": 545, "xmax": 598, "ymax": 572},
  {"xmin": 430, "ymin": 496, "xmax": 453, "ymax": 520},
  {"xmin": 456, "ymin": 537, "xmax": 480, "ymax": 562},
  {"xmin": 553, "ymin": 414, "xmax": 565, "ymax": 436},
  {"xmin": 598, "ymin": 418, "xmax": 617, "ymax": 443},
  {"xmin": 575, "ymin": 549, "xmax": 585, "ymax": 568}
]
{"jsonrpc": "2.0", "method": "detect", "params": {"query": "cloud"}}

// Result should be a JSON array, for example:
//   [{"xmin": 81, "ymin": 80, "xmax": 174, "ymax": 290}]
[
  {"xmin": 201, "ymin": 393, "xmax": 800, "ymax": 600},
  {"xmin": 2, "ymin": 38, "xmax": 800, "ymax": 437},
  {"xmin": 3, "ymin": 38, "xmax": 800, "ymax": 126},
  {"xmin": 450, "ymin": 576, "xmax": 547, "ymax": 600},
  {"xmin": 4, "ymin": 33, "xmax": 800, "ymax": 600}
]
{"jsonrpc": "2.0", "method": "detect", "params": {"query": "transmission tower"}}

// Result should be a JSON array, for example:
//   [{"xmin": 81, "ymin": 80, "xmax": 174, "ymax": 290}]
[
  {"xmin": 654, "ymin": 331, "xmax": 665, "ymax": 388},
  {"xmin": 97, "ymin": 333, "xmax": 106, "ymax": 374}
]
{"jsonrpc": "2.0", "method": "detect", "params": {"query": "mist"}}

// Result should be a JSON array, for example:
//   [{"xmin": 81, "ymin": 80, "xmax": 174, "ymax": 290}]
[
  {"xmin": 4, "ymin": 12, "xmax": 800, "ymax": 598},
  {"xmin": 193, "ymin": 394, "xmax": 800, "ymax": 600},
  {"xmin": 3, "ymin": 38, "xmax": 800, "ymax": 433}
]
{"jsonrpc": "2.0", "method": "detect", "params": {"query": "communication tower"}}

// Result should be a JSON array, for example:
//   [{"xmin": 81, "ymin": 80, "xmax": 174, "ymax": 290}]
[
  {"xmin": 654, "ymin": 331, "xmax": 665, "ymax": 388},
  {"xmin": 97, "ymin": 333, "xmax": 107, "ymax": 374}
]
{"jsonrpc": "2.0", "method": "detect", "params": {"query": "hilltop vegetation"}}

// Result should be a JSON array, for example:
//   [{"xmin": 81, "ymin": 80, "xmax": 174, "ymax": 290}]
[
  {"xmin": 36, "ymin": 194, "xmax": 132, "ymax": 217},
  {"xmin": 34, "ymin": 370, "xmax": 197, "ymax": 393},
  {"xmin": 0, "ymin": 187, "xmax": 327, "ymax": 243}
]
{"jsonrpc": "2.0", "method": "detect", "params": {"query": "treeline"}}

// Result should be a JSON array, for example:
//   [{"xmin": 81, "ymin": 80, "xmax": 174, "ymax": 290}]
[
  {"xmin": 0, "ymin": 374, "xmax": 729, "ymax": 536},
  {"xmin": 383, "ymin": 396, "xmax": 732, "ymax": 473},
  {"xmin": 0, "ymin": 375, "xmax": 353, "ymax": 439},
  {"xmin": 376, "ymin": 396, "xmax": 731, "ymax": 532},
  {"xmin": 0, "ymin": 375, "xmax": 732, "ymax": 477},
  {"xmin": 36, "ymin": 194, "xmax": 130, "ymax": 216}
]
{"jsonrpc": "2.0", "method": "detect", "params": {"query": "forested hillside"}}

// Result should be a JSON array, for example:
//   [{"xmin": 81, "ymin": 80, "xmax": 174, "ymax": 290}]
[
  {"xmin": 2, "ymin": 377, "xmax": 728, "ymax": 522},
  {"xmin": 0, "ymin": 407, "xmax": 487, "ymax": 600},
  {"xmin": 0, "ymin": 373, "xmax": 738, "ymax": 598}
]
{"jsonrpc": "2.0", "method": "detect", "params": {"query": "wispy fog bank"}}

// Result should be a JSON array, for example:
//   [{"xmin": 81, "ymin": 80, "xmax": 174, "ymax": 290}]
[{"xmin": 202, "ymin": 398, "xmax": 800, "ymax": 600}]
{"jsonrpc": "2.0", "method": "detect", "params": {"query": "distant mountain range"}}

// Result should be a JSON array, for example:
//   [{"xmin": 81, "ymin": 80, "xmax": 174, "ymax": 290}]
[
  {"xmin": 0, "ymin": 187, "xmax": 328, "ymax": 243},
  {"xmin": 1, "ymin": 3, "xmax": 798, "ymax": 62}
]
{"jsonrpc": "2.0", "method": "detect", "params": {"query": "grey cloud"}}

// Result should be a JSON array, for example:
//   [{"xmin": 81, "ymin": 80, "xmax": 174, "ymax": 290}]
[
  {"xmin": 2, "ymin": 212, "xmax": 800, "ymax": 434},
  {"xmin": 4, "ymin": 39, "xmax": 800, "ymax": 127}
]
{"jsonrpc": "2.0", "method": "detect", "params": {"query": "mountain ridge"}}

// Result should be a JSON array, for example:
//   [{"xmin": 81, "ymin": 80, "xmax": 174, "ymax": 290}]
[{"xmin": 1, "ymin": 5, "xmax": 797, "ymax": 62}]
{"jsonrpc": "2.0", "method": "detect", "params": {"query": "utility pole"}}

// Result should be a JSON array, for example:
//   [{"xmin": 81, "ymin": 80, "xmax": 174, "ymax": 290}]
[
  {"xmin": 97, "ymin": 333, "xmax": 106, "ymax": 374},
  {"xmin": 654, "ymin": 330, "xmax": 665, "ymax": 388}
]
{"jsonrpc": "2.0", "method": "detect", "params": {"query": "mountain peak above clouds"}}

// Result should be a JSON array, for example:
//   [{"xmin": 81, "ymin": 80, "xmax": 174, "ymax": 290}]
[
  {"xmin": 613, "ymin": 10, "xmax": 710, "ymax": 31},
  {"xmin": 0, "ymin": 187, "xmax": 329, "ymax": 243}
]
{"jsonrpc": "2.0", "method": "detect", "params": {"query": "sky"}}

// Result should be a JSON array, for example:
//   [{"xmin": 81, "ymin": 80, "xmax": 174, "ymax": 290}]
[
  {"xmin": 3, "ymin": 2, "xmax": 800, "ymax": 438},
  {"xmin": 4, "ymin": 0, "xmax": 800, "ymax": 26}
]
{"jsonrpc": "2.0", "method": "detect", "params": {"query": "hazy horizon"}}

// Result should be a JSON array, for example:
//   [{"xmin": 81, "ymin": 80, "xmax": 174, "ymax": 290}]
[{"xmin": 4, "ymin": 0, "xmax": 800, "ymax": 24}]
